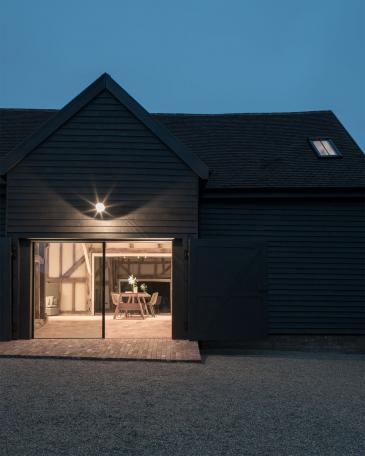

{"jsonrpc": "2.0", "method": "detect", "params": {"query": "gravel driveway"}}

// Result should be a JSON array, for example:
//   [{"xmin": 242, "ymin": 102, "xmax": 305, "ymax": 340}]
[{"xmin": 0, "ymin": 351, "xmax": 364, "ymax": 456}]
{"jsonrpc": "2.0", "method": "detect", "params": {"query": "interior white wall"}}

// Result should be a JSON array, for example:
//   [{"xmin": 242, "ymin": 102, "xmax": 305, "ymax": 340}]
[{"xmin": 46, "ymin": 242, "xmax": 90, "ymax": 313}]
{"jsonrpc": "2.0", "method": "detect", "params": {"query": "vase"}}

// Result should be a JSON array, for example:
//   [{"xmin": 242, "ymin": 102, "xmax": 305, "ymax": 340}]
[{"xmin": 133, "ymin": 286, "xmax": 138, "ymax": 293}]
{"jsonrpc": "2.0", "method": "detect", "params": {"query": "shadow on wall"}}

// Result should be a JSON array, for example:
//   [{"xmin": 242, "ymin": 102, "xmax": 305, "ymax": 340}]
[{"xmin": 20, "ymin": 170, "xmax": 184, "ymax": 232}]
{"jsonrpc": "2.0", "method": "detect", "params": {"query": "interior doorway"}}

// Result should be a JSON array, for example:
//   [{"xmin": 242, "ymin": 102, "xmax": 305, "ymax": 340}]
[{"xmin": 33, "ymin": 240, "xmax": 172, "ymax": 339}]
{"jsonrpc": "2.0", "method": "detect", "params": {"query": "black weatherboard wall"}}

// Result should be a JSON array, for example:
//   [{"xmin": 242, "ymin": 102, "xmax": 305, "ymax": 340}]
[
  {"xmin": 0, "ymin": 73, "xmax": 364, "ymax": 340},
  {"xmin": 6, "ymin": 90, "xmax": 199, "ymax": 237},
  {"xmin": 0, "ymin": 179, "xmax": 5, "ymax": 236},
  {"xmin": 2, "ymin": 74, "xmax": 209, "ymax": 340},
  {"xmin": 160, "ymin": 111, "xmax": 365, "ymax": 336},
  {"xmin": 200, "ymin": 196, "xmax": 365, "ymax": 335}
]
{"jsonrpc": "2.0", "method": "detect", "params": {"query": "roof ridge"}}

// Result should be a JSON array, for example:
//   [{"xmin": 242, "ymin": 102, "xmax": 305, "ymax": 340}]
[
  {"xmin": 152, "ymin": 110, "xmax": 333, "ymax": 117},
  {"xmin": 0, "ymin": 107, "xmax": 58, "ymax": 112},
  {"xmin": 0, "ymin": 108, "xmax": 333, "ymax": 116},
  {"xmin": 1, "ymin": 73, "xmax": 209, "ymax": 179}
]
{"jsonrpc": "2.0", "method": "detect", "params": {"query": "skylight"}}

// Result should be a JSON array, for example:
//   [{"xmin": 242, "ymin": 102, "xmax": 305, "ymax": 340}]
[{"xmin": 310, "ymin": 139, "xmax": 342, "ymax": 158}]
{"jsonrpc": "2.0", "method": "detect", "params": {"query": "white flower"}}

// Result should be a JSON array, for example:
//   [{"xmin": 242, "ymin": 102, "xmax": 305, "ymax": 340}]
[{"xmin": 128, "ymin": 274, "xmax": 137, "ymax": 286}]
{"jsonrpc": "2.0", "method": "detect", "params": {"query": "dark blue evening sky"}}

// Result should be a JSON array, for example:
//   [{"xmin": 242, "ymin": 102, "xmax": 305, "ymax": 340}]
[{"xmin": 1, "ymin": 0, "xmax": 364, "ymax": 150}]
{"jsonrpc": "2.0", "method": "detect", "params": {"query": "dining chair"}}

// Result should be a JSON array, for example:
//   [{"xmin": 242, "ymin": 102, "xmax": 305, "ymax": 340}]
[
  {"xmin": 112, "ymin": 292, "xmax": 146, "ymax": 319},
  {"xmin": 147, "ymin": 292, "xmax": 159, "ymax": 317},
  {"xmin": 154, "ymin": 296, "xmax": 162, "ymax": 314},
  {"xmin": 111, "ymin": 292, "xmax": 123, "ymax": 319}
]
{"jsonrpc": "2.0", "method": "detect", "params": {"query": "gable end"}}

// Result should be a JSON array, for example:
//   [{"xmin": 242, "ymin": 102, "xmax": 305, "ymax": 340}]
[{"xmin": 1, "ymin": 73, "xmax": 209, "ymax": 179}]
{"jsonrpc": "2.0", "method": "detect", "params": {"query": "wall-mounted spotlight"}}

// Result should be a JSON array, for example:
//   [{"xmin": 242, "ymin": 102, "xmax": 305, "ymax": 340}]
[{"xmin": 95, "ymin": 202, "xmax": 106, "ymax": 214}]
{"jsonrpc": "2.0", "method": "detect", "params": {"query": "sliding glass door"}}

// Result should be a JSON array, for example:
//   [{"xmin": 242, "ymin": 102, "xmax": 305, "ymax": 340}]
[
  {"xmin": 33, "ymin": 240, "xmax": 173, "ymax": 339},
  {"xmin": 104, "ymin": 241, "xmax": 172, "ymax": 338},
  {"xmin": 33, "ymin": 242, "xmax": 103, "ymax": 338}
]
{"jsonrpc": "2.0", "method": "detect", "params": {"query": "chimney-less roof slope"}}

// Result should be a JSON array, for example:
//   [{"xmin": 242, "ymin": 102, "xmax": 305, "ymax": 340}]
[{"xmin": 1, "ymin": 107, "xmax": 364, "ymax": 188}]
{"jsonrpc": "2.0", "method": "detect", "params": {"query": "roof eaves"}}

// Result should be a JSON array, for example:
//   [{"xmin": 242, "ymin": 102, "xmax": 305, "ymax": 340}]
[
  {"xmin": 0, "ymin": 74, "xmax": 209, "ymax": 180},
  {"xmin": 105, "ymin": 75, "xmax": 209, "ymax": 179},
  {"xmin": 0, "ymin": 74, "xmax": 108, "ymax": 175},
  {"xmin": 329, "ymin": 111, "xmax": 365, "ymax": 156}
]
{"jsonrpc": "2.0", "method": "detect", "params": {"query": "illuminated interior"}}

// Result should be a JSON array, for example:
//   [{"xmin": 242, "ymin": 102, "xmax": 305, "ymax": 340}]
[{"xmin": 33, "ymin": 241, "xmax": 172, "ymax": 338}]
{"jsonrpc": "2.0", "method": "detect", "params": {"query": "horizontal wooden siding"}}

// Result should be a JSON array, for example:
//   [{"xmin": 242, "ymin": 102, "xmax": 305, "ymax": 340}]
[
  {"xmin": 6, "ymin": 91, "xmax": 199, "ymax": 238},
  {"xmin": 0, "ymin": 182, "xmax": 5, "ymax": 237},
  {"xmin": 199, "ymin": 198, "xmax": 365, "ymax": 334}
]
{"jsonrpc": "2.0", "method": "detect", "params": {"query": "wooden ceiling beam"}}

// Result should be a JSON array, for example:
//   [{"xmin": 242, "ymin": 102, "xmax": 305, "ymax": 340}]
[{"xmin": 90, "ymin": 248, "xmax": 171, "ymax": 255}]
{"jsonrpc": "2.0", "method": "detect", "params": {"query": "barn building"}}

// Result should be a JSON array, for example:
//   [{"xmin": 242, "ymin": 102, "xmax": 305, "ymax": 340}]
[{"xmin": 0, "ymin": 73, "xmax": 364, "ymax": 341}]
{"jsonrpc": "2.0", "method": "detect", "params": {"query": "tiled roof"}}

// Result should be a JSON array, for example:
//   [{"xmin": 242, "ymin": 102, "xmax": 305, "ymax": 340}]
[
  {"xmin": 0, "ymin": 107, "xmax": 364, "ymax": 188},
  {"xmin": 0, "ymin": 108, "xmax": 57, "ymax": 159},
  {"xmin": 154, "ymin": 111, "xmax": 365, "ymax": 189}
]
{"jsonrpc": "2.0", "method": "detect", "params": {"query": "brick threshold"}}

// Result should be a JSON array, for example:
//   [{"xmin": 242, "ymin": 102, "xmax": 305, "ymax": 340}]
[{"xmin": 0, "ymin": 338, "xmax": 202, "ymax": 363}]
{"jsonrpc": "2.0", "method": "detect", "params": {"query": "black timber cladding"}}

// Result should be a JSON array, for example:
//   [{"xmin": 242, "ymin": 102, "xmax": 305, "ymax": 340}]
[
  {"xmin": 0, "ymin": 73, "xmax": 364, "ymax": 339},
  {"xmin": 1, "ymin": 74, "xmax": 208, "ymax": 179},
  {"xmin": 2, "ymin": 108, "xmax": 364, "ymax": 189},
  {"xmin": 0, "ymin": 238, "xmax": 12, "ymax": 340},
  {"xmin": 189, "ymin": 239, "xmax": 267, "ymax": 340},
  {"xmin": 0, "ymin": 180, "xmax": 5, "ymax": 236},
  {"xmin": 199, "ymin": 197, "xmax": 365, "ymax": 335},
  {"xmin": 6, "ymin": 90, "xmax": 199, "ymax": 237}
]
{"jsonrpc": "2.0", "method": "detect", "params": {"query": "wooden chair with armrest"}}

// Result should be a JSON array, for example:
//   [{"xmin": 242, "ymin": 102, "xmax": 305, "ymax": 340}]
[
  {"xmin": 111, "ymin": 293, "xmax": 123, "ymax": 319},
  {"xmin": 147, "ymin": 292, "xmax": 159, "ymax": 317}
]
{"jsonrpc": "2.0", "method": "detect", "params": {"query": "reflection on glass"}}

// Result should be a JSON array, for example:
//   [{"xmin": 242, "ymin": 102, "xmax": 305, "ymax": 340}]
[
  {"xmin": 313, "ymin": 140, "xmax": 328, "ymax": 156},
  {"xmin": 322, "ymin": 140, "xmax": 337, "ymax": 156}
]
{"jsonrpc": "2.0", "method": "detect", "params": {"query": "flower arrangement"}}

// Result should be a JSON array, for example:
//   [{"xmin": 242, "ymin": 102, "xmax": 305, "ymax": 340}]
[
  {"xmin": 128, "ymin": 274, "xmax": 138, "ymax": 292},
  {"xmin": 140, "ymin": 283, "xmax": 148, "ymax": 293}
]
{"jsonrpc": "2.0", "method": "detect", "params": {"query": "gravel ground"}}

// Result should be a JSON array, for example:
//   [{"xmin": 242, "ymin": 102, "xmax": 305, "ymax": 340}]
[{"xmin": 0, "ymin": 351, "xmax": 364, "ymax": 456}]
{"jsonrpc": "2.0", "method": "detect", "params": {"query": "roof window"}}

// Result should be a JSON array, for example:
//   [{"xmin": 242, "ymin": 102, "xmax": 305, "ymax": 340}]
[{"xmin": 310, "ymin": 139, "xmax": 342, "ymax": 158}]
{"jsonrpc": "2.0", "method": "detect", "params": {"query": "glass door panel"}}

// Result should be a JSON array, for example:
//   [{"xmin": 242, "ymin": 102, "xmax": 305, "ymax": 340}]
[
  {"xmin": 104, "ymin": 241, "xmax": 173, "ymax": 339},
  {"xmin": 33, "ymin": 242, "xmax": 103, "ymax": 338}
]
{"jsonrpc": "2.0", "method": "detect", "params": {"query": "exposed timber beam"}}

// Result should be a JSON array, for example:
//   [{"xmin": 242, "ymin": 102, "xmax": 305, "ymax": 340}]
[
  {"xmin": 62, "ymin": 256, "xmax": 85, "ymax": 278},
  {"xmin": 81, "ymin": 243, "xmax": 92, "ymax": 275}
]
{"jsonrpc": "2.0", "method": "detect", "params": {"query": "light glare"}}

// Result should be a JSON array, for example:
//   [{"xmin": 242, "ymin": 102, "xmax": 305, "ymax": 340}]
[{"xmin": 95, "ymin": 202, "xmax": 105, "ymax": 213}]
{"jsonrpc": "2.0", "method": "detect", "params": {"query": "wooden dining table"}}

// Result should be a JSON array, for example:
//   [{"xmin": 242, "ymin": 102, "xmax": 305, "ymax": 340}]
[{"xmin": 113, "ymin": 292, "xmax": 151, "ymax": 319}]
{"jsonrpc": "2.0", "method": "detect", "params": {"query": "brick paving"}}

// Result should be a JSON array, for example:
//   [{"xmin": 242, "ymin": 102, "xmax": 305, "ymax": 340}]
[
  {"xmin": 0, "ymin": 338, "xmax": 201, "ymax": 362},
  {"xmin": 35, "ymin": 315, "xmax": 172, "ymax": 339}
]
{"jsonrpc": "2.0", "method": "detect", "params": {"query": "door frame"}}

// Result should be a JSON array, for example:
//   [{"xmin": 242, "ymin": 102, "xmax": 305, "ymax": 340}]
[
  {"xmin": 24, "ymin": 237, "xmax": 184, "ymax": 339},
  {"xmin": 0, "ymin": 238, "xmax": 12, "ymax": 340}
]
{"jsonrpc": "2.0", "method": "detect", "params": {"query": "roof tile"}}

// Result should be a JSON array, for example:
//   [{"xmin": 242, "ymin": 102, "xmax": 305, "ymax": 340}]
[{"xmin": 0, "ymin": 107, "xmax": 364, "ymax": 188}]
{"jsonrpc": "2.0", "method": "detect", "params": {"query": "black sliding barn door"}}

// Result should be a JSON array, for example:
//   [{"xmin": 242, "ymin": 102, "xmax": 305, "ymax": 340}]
[
  {"xmin": 188, "ymin": 240, "xmax": 267, "ymax": 341},
  {"xmin": 0, "ymin": 238, "xmax": 12, "ymax": 340}
]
